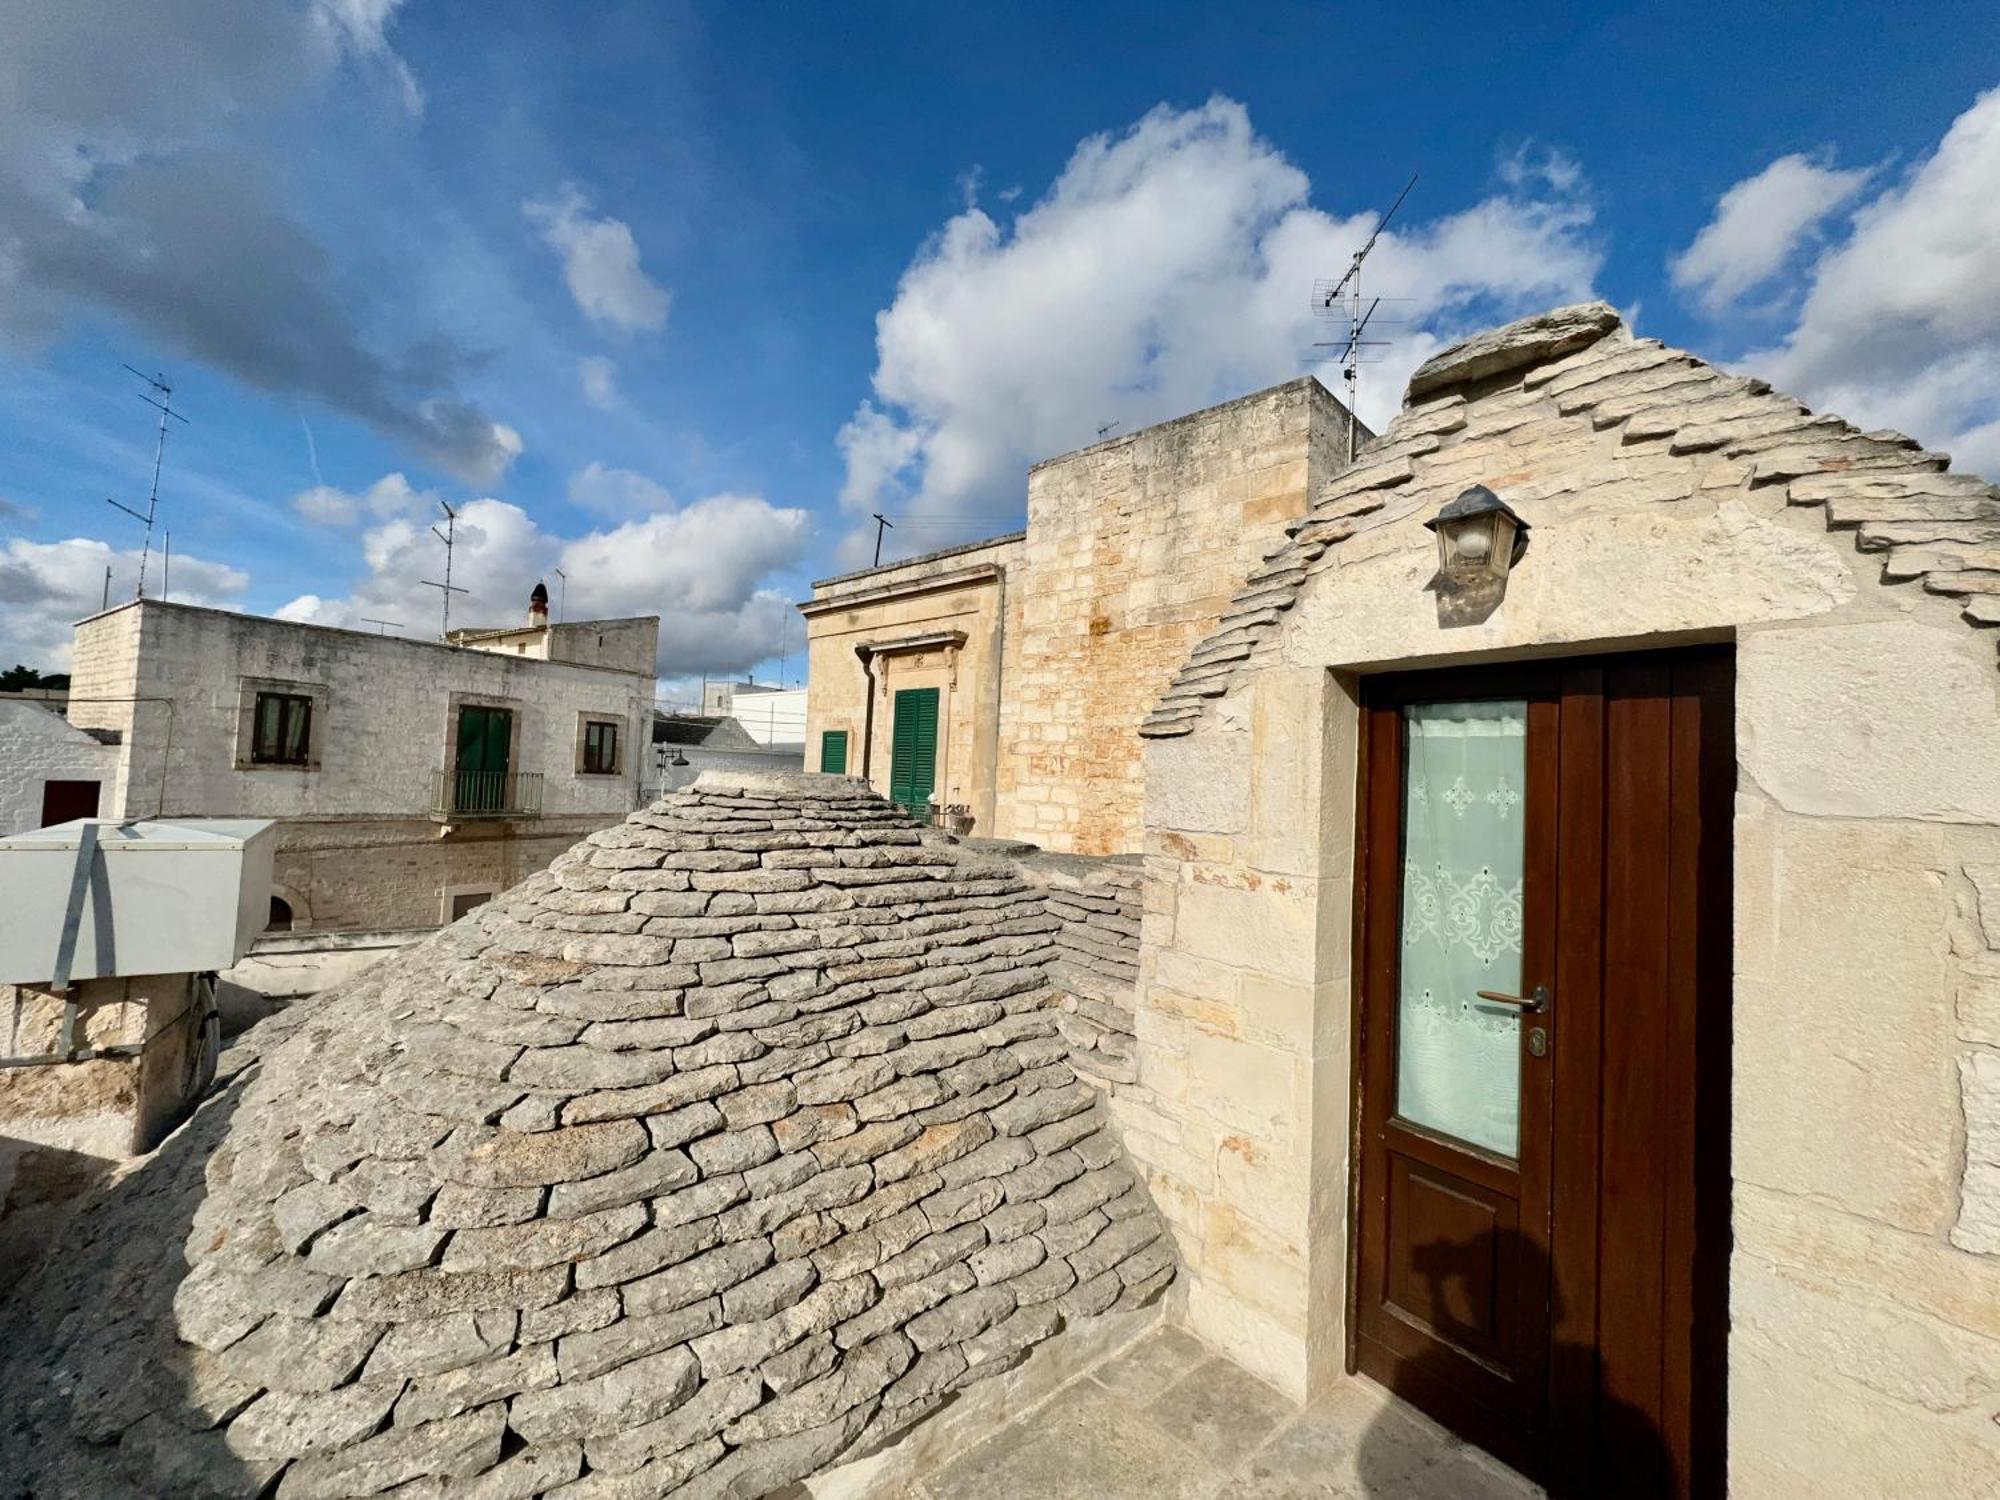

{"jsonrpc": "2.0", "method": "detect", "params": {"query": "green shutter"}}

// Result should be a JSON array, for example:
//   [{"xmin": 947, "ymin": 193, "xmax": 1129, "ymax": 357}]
[
  {"xmin": 888, "ymin": 688, "xmax": 939, "ymax": 813},
  {"xmin": 820, "ymin": 730, "xmax": 848, "ymax": 774}
]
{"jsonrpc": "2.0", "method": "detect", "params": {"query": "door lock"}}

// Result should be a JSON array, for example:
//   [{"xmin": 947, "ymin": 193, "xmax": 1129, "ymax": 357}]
[{"xmin": 1528, "ymin": 1027, "xmax": 1548, "ymax": 1058}]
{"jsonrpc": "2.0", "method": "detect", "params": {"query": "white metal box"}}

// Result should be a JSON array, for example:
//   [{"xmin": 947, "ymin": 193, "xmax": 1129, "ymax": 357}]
[{"xmin": 0, "ymin": 819, "xmax": 276, "ymax": 984}]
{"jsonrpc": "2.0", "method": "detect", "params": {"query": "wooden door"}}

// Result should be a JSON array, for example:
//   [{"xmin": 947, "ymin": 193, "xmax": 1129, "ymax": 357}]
[
  {"xmin": 1351, "ymin": 648, "xmax": 1732, "ymax": 1498},
  {"xmin": 455, "ymin": 706, "xmax": 513, "ymax": 813},
  {"xmin": 888, "ymin": 687, "xmax": 939, "ymax": 813}
]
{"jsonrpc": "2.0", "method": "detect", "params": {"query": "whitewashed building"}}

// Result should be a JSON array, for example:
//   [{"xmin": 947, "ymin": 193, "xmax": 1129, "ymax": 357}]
[
  {"xmin": 0, "ymin": 698, "xmax": 121, "ymax": 835},
  {"xmin": 63, "ymin": 594, "xmax": 658, "ymax": 934}
]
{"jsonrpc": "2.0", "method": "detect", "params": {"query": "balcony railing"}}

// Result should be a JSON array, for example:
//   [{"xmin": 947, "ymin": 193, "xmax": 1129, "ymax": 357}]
[{"xmin": 430, "ymin": 769, "xmax": 544, "ymax": 819}]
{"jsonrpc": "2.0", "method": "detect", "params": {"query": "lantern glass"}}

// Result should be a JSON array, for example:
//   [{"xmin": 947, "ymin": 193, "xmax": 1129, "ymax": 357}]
[{"xmin": 1438, "ymin": 510, "xmax": 1519, "ymax": 584}]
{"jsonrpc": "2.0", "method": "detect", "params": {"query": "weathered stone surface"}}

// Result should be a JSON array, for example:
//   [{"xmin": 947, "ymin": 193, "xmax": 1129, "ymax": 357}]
[
  {"xmin": 0, "ymin": 772, "xmax": 1176, "ymax": 1500},
  {"xmin": 509, "ymin": 1347, "xmax": 700, "ymax": 1443}
]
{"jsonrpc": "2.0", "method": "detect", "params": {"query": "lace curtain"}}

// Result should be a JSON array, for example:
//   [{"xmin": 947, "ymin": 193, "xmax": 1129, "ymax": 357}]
[{"xmin": 1396, "ymin": 700, "xmax": 1526, "ymax": 1157}]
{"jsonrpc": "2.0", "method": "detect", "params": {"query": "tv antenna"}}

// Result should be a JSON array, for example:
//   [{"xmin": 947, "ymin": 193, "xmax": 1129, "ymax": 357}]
[
  {"xmin": 1096, "ymin": 419, "xmax": 1120, "ymax": 440},
  {"xmin": 104, "ymin": 365, "xmax": 189, "ymax": 600},
  {"xmin": 870, "ymin": 512, "xmax": 893, "ymax": 567},
  {"xmin": 1312, "ymin": 172, "xmax": 1418, "ymax": 461},
  {"xmin": 553, "ymin": 567, "xmax": 567, "ymax": 623},
  {"xmin": 359, "ymin": 617, "xmax": 404, "ymax": 636},
  {"xmin": 421, "ymin": 500, "xmax": 468, "ymax": 639}
]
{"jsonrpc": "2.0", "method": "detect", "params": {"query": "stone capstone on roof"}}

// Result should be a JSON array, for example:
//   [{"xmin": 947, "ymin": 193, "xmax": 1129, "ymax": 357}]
[
  {"xmin": 0, "ymin": 770, "xmax": 1177, "ymax": 1499},
  {"xmin": 1141, "ymin": 300, "xmax": 1996, "ymax": 738}
]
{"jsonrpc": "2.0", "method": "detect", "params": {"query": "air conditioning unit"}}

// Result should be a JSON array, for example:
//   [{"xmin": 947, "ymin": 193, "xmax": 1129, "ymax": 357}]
[{"xmin": 0, "ymin": 819, "xmax": 276, "ymax": 985}]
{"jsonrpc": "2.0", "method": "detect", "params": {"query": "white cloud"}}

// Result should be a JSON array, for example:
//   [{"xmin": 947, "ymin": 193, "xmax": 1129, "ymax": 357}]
[
  {"xmin": 1499, "ymin": 143, "xmax": 1584, "ymax": 196},
  {"xmin": 567, "ymin": 462, "xmax": 674, "ymax": 518},
  {"xmin": 0, "ymin": 0, "xmax": 518, "ymax": 485},
  {"xmin": 308, "ymin": 0, "xmax": 422, "ymax": 114},
  {"xmin": 1743, "ymin": 88, "xmax": 2000, "ymax": 475},
  {"xmin": 278, "ymin": 474, "xmax": 810, "ymax": 679},
  {"xmin": 0, "ymin": 535, "xmax": 248, "ymax": 669},
  {"xmin": 525, "ymin": 186, "xmax": 671, "ymax": 335},
  {"xmin": 1670, "ymin": 153, "xmax": 1873, "ymax": 316},
  {"xmin": 578, "ymin": 355, "xmax": 620, "ymax": 410},
  {"xmin": 836, "ymin": 98, "xmax": 1600, "ymax": 566},
  {"xmin": 292, "ymin": 471, "xmax": 438, "ymax": 527}
]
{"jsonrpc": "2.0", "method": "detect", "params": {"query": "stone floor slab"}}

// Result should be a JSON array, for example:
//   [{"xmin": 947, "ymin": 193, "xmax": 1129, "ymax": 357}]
[
  {"xmin": 897, "ymin": 1330, "xmax": 1545, "ymax": 1500},
  {"xmin": 1140, "ymin": 1354, "xmax": 1296, "ymax": 1472},
  {"xmin": 927, "ymin": 1379, "xmax": 1218, "ymax": 1500},
  {"xmin": 1088, "ymin": 1324, "xmax": 1211, "ymax": 1406}
]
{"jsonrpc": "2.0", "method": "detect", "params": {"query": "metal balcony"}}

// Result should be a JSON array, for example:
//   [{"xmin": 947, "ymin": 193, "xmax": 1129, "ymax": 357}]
[{"xmin": 430, "ymin": 769, "xmax": 543, "ymax": 819}]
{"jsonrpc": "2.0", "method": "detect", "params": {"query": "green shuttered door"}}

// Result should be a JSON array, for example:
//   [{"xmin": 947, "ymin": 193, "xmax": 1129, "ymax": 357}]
[
  {"xmin": 888, "ymin": 687, "xmax": 939, "ymax": 813},
  {"xmin": 820, "ymin": 730, "xmax": 849, "ymax": 774}
]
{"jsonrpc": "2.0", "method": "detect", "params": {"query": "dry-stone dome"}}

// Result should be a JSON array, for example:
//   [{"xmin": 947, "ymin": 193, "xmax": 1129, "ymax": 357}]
[{"xmin": 0, "ymin": 772, "xmax": 1175, "ymax": 1498}]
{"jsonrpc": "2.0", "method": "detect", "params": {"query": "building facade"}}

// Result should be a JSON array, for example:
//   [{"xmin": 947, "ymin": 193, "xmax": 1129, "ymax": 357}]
[
  {"xmin": 1122, "ymin": 303, "xmax": 2000, "ymax": 1493},
  {"xmin": 801, "ymin": 377, "xmax": 1361, "ymax": 853},
  {"xmin": 64, "ymin": 597, "xmax": 658, "ymax": 933}
]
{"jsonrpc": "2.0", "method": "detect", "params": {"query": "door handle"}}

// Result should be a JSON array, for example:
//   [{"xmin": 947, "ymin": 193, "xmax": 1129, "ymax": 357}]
[{"xmin": 1474, "ymin": 985, "xmax": 1548, "ymax": 1013}]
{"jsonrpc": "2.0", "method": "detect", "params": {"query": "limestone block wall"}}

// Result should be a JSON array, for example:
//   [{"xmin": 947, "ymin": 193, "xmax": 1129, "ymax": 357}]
[
  {"xmin": 1013, "ymin": 852, "xmax": 1144, "ymax": 1089},
  {"xmin": 1122, "ymin": 305, "xmax": 2000, "ymax": 1488},
  {"xmin": 0, "ymin": 772, "xmax": 1175, "ymax": 1499},
  {"xmin": 994, "ymin": 377, "xmax": 1357, "ymax": 855}
]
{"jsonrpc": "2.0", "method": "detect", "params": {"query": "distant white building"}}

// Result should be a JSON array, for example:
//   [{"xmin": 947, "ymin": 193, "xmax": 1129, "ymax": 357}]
[
  {"xmin": 63, "ymin": 589, "xmax": 659, "ymax": 935},
  {"xmin": 702, "ymin": 680, "xmax": 807, "ymax": 749},
  {"xmin": 0, "ymin": 699, "xmax": 121, "ymax": 835}
]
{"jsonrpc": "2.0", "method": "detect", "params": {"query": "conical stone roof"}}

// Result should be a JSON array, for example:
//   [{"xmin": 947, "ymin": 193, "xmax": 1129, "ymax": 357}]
[{"xmin": 0, "ymin": 772, "xmax": 1176, "ymax": 1499}]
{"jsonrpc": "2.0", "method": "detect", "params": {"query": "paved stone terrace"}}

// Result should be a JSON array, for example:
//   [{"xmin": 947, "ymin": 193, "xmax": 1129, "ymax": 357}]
[{"xmin": 868, "ymin": 1324, "xmax": 1543, "ymax": 1500}]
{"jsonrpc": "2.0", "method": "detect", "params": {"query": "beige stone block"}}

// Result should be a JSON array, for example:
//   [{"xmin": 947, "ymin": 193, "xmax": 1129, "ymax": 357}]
[
  {"xmin": 1183, "ymin": 1275, "xmax": 1308, "ymax": 1402},
  {"xmin": 1956, "ymin": 1050, "xmax": 2000, "ymax": 1253},
  {"xmin": 1955, "ymin": 970, "xmax": 2000, "ymax": 1048},
  {"xmin": 1732, "ymin": 1253, "xmax": 2000, "ymax": 1414},
  {"xmin": 1184, "ymin": 1027, "xmax": 1304, "ymax": 1152},
  {"xmin": 1729, "ymin": 1331, "xmax": 2000, "ymax": 1500},
  {"xmin": 1741, "ymin": 618, "xmax": 2000, "ymax": 823},
  {"xmin": 1214, "ymin": 1128, "xmax": 1312, "ymax": 1244},
  {"xmin": 1733, "ymin": 811, "xmax": 1955, "ymax": 1232},
  {"xmin": 1734, "ymin": 1185, "xmax": 2000, "ymax": 1346},
  {"xmin": 1173, "ymin": 877, "xmax": 1317, "ymax": 981},
  {"xmin": 1143, "ymin": 729, "xmax": 1251, "ymax": 836},
  {"xmin": 1202, "ymin": 1198, "xmax": 1307, "ymax": 1321}
]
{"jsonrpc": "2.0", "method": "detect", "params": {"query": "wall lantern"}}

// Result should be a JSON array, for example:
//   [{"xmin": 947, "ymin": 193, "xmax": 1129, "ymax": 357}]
[{"xmin": 1424, "ymin": 484, "xmax": 1530, "ymax": 627}]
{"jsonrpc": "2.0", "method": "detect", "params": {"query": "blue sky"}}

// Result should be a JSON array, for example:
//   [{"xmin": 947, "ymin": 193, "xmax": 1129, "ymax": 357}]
[{"xmin": 3, "ymin": 2, "xmax": 1998, "ymax": 694}]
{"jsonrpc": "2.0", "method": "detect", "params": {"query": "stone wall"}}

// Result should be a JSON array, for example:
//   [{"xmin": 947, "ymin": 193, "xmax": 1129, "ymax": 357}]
[
  {"xmin": 0, "ymin": 700, "xmax": 121, "ymax": 835},
  {"xmin": 1012, "ymin": 852, "xmax": 1143, "ymax": 1090},
  {"xmin": 1124, "ymin": 304, "xmax": 2000, "ymax": 1489},
  {"xmin": 993, "ymin": 378, "xmax": 1358, "ymax": 855},
  {"xmin": 0, "ymin": 772, "xmax": 1175, "ymax": 1499}
]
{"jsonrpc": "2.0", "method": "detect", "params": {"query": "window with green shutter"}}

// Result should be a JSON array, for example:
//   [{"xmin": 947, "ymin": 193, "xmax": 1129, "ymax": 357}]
[
  {"xmin": 888, "ymin": 687, "xmax": 939, "ymax": 813},
  {"xmin": 820, "ymin": 730, "xmax": 849, "ymax": 774}
]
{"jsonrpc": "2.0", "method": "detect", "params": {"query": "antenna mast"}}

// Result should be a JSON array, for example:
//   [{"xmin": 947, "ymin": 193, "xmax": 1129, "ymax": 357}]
[
  {"xmin": 105, "ymin": 365, "xmax": 189, "ymax": 599},
  {"xmin": 1312, "ymin": 173, "xmax": 1417, "ymax": 462},
  {"xmin": 554, "ymin": 567, "xmax": 567, "ymax": 623},
  {"xmin": 421, "ymin": 501, "xmax": 468, "ymax": 640}
]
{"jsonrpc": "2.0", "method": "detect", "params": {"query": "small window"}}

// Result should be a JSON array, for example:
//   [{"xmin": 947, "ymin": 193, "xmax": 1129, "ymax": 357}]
[
  {"xmin": 450, "ymin": 890, "xmax": 492, "ymax": 921},
  {"xmin": 821, "ymin": 730, "xmax": 849, "ymax": 774},
  {"xmin": 251, "ymin": 692, "xmax": 313, "ymax": 766},
  {"xmin": 582, "ymin": 719, "xmax": 619, "ymax": 775},
  {"xmin": 266, "ymin": 896, "xmax": 294, "ymax": 932}
]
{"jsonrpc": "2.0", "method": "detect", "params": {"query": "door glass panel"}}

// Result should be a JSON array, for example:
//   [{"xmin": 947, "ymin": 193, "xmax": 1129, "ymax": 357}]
[{"xmin": 1396, "ymin": 700, "xmax": 1527, "ymax": 1157}]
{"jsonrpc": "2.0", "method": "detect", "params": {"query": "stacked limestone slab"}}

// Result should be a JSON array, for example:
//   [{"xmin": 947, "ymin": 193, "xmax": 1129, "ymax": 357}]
[
  {"xmin": 1012, "ymin": 853, "xmax": 1144, "ymax": 1089},
  {"xmin": 0, "ymin": 772, "xmax": 1174, "ymax": 1499},
  {"xmin": 1141, "ymin": 300, "xmax": 2000, "ymax": 736}
]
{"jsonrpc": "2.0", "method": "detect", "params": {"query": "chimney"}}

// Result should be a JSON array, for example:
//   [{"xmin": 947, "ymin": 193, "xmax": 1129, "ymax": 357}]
[{"xmin": 529, "ymin": 580, "xmax": 550, "ymax": 628}]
